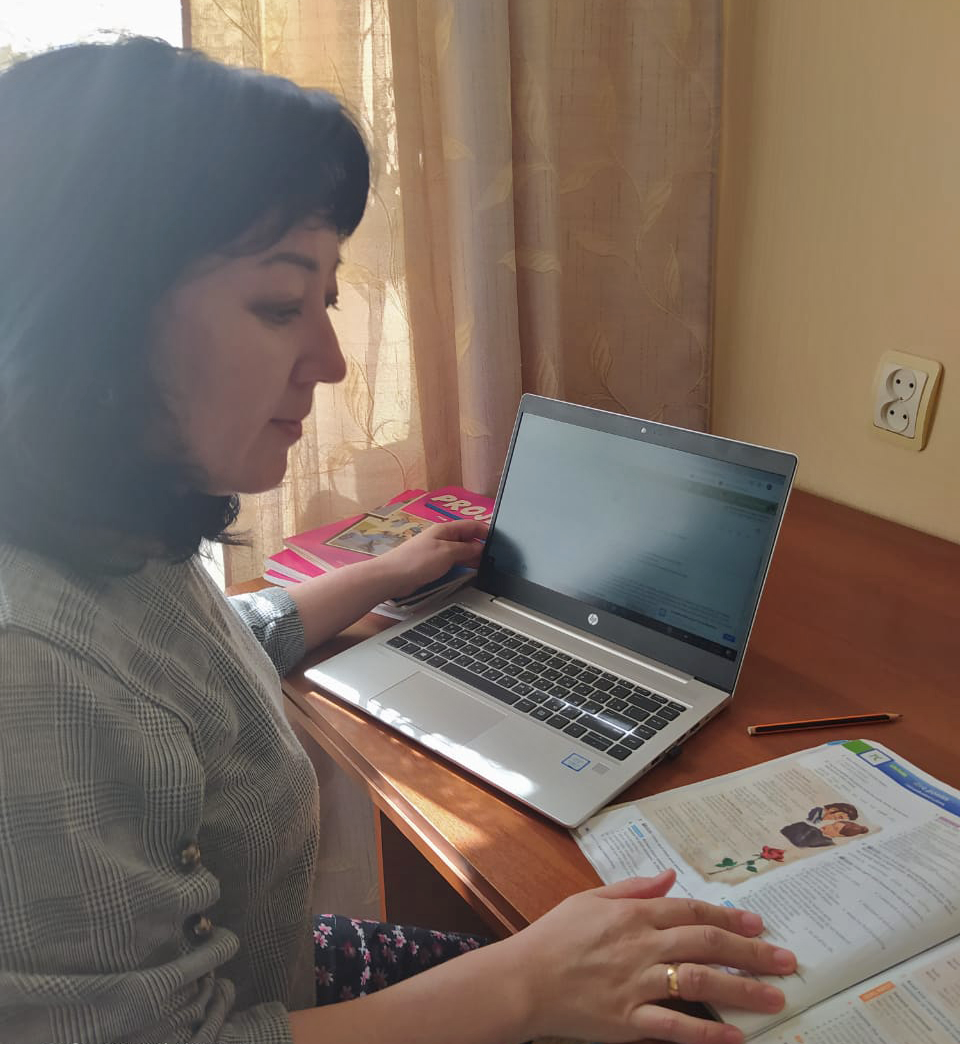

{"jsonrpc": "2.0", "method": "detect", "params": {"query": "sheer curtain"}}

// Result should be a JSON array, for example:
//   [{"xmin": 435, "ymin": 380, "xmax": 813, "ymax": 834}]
[{"xmin": 188, "ymin": 0, "xmax": 722, "ymax": 585}]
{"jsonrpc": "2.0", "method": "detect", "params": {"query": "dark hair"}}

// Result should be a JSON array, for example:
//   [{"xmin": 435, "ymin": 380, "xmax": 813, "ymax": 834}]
[
  {"xmin": 0, "ymin": 37, "xmax": 369, "ymax": 573},
  {"xmin": 825, "ymin": 803, "xmax": 858, "ymax": 819}
]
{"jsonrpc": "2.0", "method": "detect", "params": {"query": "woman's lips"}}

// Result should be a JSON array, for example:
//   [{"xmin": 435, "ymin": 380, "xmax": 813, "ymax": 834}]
[{"xmin": 271, "ymin": 419, "xmax": 303, "ymax": 441}]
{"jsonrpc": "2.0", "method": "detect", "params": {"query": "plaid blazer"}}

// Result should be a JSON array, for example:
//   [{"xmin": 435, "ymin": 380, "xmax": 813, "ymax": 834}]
[{"xmin": 0, "ymin": 543, "xmax": 318, "ymax": 1043}]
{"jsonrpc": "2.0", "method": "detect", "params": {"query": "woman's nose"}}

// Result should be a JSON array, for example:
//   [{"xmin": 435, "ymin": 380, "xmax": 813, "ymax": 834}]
[{"xmin": 294, "ymin": 318, "xmax": 347, "ymax": 386}]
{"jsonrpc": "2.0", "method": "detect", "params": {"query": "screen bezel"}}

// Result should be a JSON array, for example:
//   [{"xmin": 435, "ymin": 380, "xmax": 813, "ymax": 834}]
[{"xmin": 475, "ymin": 394, "xmax": 797, "ymax": 693}]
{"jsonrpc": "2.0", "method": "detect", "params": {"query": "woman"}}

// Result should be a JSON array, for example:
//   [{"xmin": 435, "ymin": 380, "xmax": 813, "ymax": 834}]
[{"xmin": 0, "ymin": 38, "xmax": 796, "ymax": 1044}]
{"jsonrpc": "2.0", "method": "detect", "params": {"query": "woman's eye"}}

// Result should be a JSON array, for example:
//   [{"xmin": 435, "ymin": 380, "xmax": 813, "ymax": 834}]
[{"xmin": 254, "ymin": 302, "xmax": 303, "ymax": 326}]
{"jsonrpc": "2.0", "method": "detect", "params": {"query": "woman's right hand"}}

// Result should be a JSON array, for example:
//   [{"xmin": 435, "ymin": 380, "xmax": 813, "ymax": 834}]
[{"xmin": 500, "ymin": 869, "xmax": 797, "ymax": 1044}]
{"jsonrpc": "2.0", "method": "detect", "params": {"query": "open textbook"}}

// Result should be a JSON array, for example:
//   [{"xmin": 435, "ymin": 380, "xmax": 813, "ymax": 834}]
[{"xmin": 573, "ymin": 740, "xmax": 960, "ymax": 1042}]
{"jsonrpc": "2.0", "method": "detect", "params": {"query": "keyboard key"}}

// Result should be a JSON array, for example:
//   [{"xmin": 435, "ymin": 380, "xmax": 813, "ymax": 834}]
[
  {"xmin": 594, "ymin": 710, "xmax": 635, "ymax": 734},
  {"xmin": 417, "ymin": 623, "xmax": 441, "ymax": 637},
  {"xmin": 581, "ymin": 732, "xmax": 613, "ymax": 752},
  {"xmin": 564, "ymin": 692, "xmax": 587, "ymax": 707},
  {"xmin": 517, "ymin": 671, "xmax": 538, "ymax": 684},
  {"xmin": 634, "ymin": 724, "xmax": 657, "ymax": 740},
  {"xmin": 545, "ymin": 698, "xmax": 566, "ymax": 713},
  {"xmin": 563, "ymin": 721, "xmax": 588, "ymax": 738},
  {"xmin": 666, "ymin": 701, "xmax": 687, "ymax": 714},
  {"xmin": 583, "ymin": 699, "xmax": 603, "ymax": 715},
  {"xmin": 558, "ymin": 704, "xmax": 580, "ymax": 720},
  {"xmin": 606, "ymin": 697, "xmax": 629, "ymax": 713},
  {"xmin": 554, "ymin": 676, "xmax": 576, "ymax": 691},
  {"xmin": 623, "ymin": 705, "xmax": 650, "ymax": 724},
  {"xmin": 622, "ymin": 734, "xmax": 645, "ymax": 750},
  {"xmin": 515, "ymin": 699, "xmax": 536, "ymax": 714},
  {"xmin": 607, "ymin": 744, "xmax": 632, "ymax": 761},
  {"xmin": 647, "ymin": 715, "xmax": 671, "ymax": 730},
  {"xmin": 573, "ymin": 683, "xmax": 593, "ymax": 697},
  {"xmin": 546, "ymin": 657, "xmax": 566, "ymax": 670},
  {"xmin": 545, "ymin": 714, "xmax": 568, "ymax": 730},
  {"xmin": 611, "ymin": 684, "xmax": 631, "ymax": 699},
  {"xmin": 540, "ymin": 668, "xmax": 562, "ymax": 682},
  {"xmin": 481, "ymin": 668, "xmax": 504, "ymax": 682},
  {"xmin": 438, "ymin": 661, "xmax": 520, "ymax": 706},
  {"xmin": 582, "ymin": 716, "xmax": 625, "ymax": 742},
  {"xmin": 650, "ymin": 692, "xmax": 667, "ymax": 704},
  {"xmin": 514, "ymin": 683, "xmax": 532, "ymax": 696},
  {"xmin": 628, "ymin": 692, "xmax": 662, "ymax": 714},
  {"xmin": 531, "ymin": 706, "xmax": 552, "ymax": 721},
  {"xmin": 593, "ymin": 678, "xmax": 614, "ymax": 691}
]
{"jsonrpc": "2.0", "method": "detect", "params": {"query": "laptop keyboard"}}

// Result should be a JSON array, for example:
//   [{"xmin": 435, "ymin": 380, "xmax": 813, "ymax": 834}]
[{"xmin": 385, "ymin": 605, "xmax": 688, "ymax": 762}]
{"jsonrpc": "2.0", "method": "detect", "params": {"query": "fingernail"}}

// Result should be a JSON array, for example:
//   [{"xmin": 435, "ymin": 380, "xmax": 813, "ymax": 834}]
[
  {"xmin": 740, "ymin": 910, "xmax": 763, "ymax": 934},
  {"xmin": 774, "ymin": 948, "xmax": 796, "ymax": 971},
  {"xmin": 761, "ymin": 985, "xmax": 784, "ymax": 1010}
]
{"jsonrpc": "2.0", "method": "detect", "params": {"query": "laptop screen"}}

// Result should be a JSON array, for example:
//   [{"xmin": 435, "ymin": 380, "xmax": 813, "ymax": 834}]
[{"xmin": 477, "ymin": 397, "xmax": 796, "ymax": 693}]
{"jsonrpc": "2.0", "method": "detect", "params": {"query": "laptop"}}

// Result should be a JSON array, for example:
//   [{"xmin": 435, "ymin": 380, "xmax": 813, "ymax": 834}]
[{"xmin": 307, "ymin": 395, "xmax": 797, "ymax": 827}]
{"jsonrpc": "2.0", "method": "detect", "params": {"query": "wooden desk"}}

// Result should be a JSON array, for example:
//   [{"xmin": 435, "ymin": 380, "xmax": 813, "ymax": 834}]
[{"xmin": 277, "ymin": 490, "xmax": 960, "ymax": 938}]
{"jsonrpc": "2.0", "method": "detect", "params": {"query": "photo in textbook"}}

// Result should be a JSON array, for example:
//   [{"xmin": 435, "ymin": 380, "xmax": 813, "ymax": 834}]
[
  {"xmin": 640, "ymin": 762, "xmax": 879, "ymax": 885},
  {"xmin": 326, "ymin": 512, "xmax": 429, "ymax": 556}
]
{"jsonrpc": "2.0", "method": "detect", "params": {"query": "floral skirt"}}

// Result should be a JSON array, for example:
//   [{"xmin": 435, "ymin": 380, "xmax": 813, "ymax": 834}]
[{"xmin": 313, "ymin": 913, "xmax": 489, "ymax": 1005}]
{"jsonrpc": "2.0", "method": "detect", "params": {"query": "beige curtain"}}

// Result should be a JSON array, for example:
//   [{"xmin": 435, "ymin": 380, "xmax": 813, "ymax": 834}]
[{"xmin": 189, "ymin": 0, "xmax": 721, "ymax": 585}]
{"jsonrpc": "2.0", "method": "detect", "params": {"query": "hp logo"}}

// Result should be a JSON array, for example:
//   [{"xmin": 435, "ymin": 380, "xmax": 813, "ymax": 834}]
[{"xmin": 587, "ymin": 612, "xmax": 599, "ymax": 626}]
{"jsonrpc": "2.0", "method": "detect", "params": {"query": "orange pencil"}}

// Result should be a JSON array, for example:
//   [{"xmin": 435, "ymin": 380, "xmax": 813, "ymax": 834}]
[{"xmin": 747, "ymin": 712, "xmax": 901, "ymax": 736}]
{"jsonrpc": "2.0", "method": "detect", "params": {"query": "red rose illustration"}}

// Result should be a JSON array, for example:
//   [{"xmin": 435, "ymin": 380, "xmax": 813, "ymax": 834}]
[{"xmin": 760, "ymin": 846, "xmax": 785, "ymax": 861}]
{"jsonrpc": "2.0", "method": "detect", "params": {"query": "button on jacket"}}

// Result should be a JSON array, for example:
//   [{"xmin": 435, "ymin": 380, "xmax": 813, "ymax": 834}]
[{"xmin": 0, "ymin": 543, "xmax": 318, "ymax": 1043}]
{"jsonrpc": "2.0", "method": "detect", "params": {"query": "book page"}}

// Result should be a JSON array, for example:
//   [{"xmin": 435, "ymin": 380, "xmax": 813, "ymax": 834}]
[
  {"xmin": 753, "ymin": 936, "xmax": 960, "ymax": 1043},
  {"xmin": 574, "ymin": 741, "xmax": 960, "ymax": 1035}
]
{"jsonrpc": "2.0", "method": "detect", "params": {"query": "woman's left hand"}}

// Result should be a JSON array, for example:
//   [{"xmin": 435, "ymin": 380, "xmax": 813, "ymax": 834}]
[{"xmin": 379, "ymin": 520, "xmax": 488, "ymax": 598}]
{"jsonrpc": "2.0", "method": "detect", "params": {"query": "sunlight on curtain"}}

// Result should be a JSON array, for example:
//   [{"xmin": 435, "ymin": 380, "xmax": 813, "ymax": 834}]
[{"xmin": 188, "ymin": 0, "xmax": 721, "ymax": 584}]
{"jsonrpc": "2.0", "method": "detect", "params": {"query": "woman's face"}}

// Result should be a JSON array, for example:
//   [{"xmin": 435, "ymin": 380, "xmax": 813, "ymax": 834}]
[{"xmin": 153, "ymin": 222, "xmax": 345, "ymax": 494}]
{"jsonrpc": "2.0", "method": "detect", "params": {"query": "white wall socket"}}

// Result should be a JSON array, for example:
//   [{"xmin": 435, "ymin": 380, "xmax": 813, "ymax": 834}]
[{"xmin": 872, "ymin": 350, "xmax": 943, "ymax": 451}]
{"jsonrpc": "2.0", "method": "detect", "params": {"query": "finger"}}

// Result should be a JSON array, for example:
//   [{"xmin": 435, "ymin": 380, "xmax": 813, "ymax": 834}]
[
  {"xmin": 633, "ymin": 1004, "xmax": 744, "ymax": 1044},
  {"xmin": 659, "ymin": 925, "xmax": 797, "ymax": 977},
  {"xmin": 434, "ymin": 519, "xmax": 489, "ymax": 543},
  {"xmin": 646, "ymin": 962, "xmax": 785, "ymax": 1015},
  {"xmin": 647, "ymin": 897, "xmax": 766, "ymax": 937},
  {"xmin": 446, "ymin": 541, "xmax": 484, "ymax": 567},
  {"xmin": 593, "ymin": 868, "xmax": 676, "ymax": 901}
]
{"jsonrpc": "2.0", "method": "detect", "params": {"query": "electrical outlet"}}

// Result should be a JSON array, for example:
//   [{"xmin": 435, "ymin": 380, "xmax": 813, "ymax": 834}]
[{"xmin": 872, "ymin": 350, "xmax": 943, "ymax": 450}]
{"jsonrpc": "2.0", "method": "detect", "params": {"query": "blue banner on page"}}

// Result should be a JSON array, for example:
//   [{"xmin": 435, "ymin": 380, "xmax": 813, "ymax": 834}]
[{"xmin": 845, "ymin": 741, "xmax": 960, "ymax": 817}]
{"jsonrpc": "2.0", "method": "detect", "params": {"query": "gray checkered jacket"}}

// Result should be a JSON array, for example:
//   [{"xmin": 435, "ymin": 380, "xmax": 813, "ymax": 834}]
[{"xmin": 0, "ymin": 543, "xmax": 319, "ymax": 1043}]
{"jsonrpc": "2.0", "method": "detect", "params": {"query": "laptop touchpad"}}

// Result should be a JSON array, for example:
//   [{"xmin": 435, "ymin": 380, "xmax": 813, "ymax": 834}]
[{"xmin": 378, "ymin": 673, "xmax": 506, "ymax": 743}]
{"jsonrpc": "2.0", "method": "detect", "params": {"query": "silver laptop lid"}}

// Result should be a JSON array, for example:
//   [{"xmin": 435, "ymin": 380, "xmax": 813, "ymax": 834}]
[{"xmin": 475, "ymin": 395, "xmax": 797, "ymax": 694}]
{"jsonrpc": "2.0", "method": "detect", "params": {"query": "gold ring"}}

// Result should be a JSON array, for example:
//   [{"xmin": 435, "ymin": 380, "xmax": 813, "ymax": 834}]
[{"xmin": 666, "ymin": 963, "xmax": 681, "ymax": 999}]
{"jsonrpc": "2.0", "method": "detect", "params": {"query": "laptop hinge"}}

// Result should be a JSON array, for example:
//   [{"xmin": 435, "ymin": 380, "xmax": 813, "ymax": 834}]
[{"xmin": 490, "ymin": 597, "xmax": 693, "ymax": 684}]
